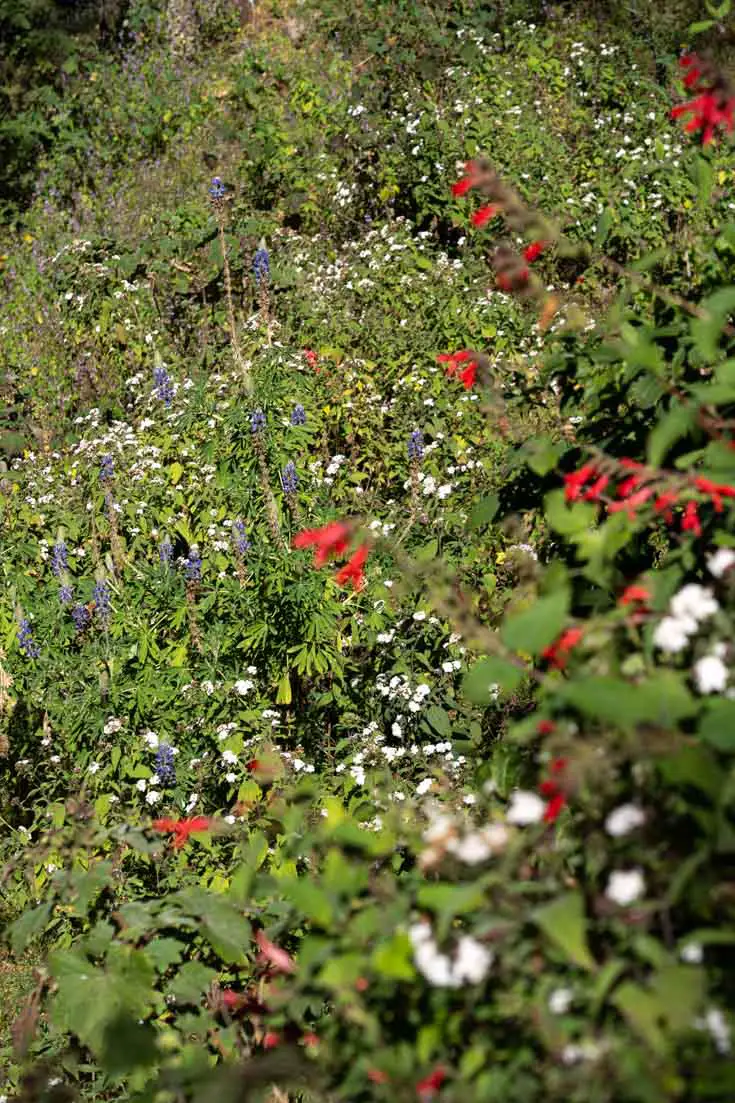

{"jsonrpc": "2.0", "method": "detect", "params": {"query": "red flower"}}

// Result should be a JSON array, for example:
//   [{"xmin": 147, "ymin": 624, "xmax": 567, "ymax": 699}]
[
  {"xmin": 334, "ymin": 543, "xmax": 370, "ymax": 590},
  {"xmin": 471, "ymin": 203, "xmax": 500, "ymax": 228},
  {"xmin": 368, "ymin": 1068, "xmax": 390, "ymax": 1085},
  {"xmin": 616, "ymin": 474, "xmax": 642, "ymax": 498},
  {"xmin": 682, "ymin": 499, "xmax": 702, "ymax": 537},
  {"xmin": 607, "ymin": 487, "xmax": 653, "ymax": 517},
  {"xmin": 620, "ymin": 584, "xmax": 651, "ymax": 606},
  {"xmin": 417, "ymin": 1066, "xmax": 447, "ymax": 1098},
  {"xmin": 654, "ymin": 491, "xmax": 678, "ymax": 522},
  {"xmin": 523, "ymin": 240, "xmax": 548, "ymax": 263},
  {"xmin": 542, "ymin": 627, "xmax": 583, "ymax": 670},
  {"xmin": 582, "ymin": 474, "xmax": 609, "ymax": 502},
  {"xmin": 496, "ymin": 267, "xmax": 529, "ymax": 292},
  {"xmin": 263, "ymin": 1032, "xmax": 281, "ymax": 1050},
  {"xmin": 543, "ymin": 792, "xmax": 566, "ymax": 823},
  {"xmin": 694, "ymin": 476, "xmax": 735, "ymax": 513},
  {"xmin": 451, "ymin": 160, "xmax": 480, "ymax": 197},
  {"xmin": 438, "ymin": 349, "xmax": 478, "ymax": 389},
  {"xmin": 152, "ymin": 816, "xmax": 211, "ymax": 849},
  {"xmin": 303, "ymin": 348, "xmax": 318, "ymax": 369},
  {"xmin": 537, "ymin": 719, "xmax": 555, "ymax": 735},
  {"xmin": 301, "ymin": 1032, "xmax": 320, "ymax": 1047},
  {"xmin": 564, "ymin": 464, "xmax": 597, "ymax": 502},
  {"xmin": 293, "ymin": 521, "xmax": 351, "ymax": 567},
  {"xmin": 256, "ymin": 929, "xmax": 296, "ymax": 974},
  {"xmin": 221, "ymin": 989, "xmax": 244, "ymax": 1011},
  {"xmin": 672, "ymin": 57, "xmax": 735, "ymax": 146}
]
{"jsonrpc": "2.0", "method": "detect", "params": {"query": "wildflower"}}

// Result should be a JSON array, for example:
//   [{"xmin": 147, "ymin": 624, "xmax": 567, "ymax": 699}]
[
  {"xmin": 92, "ymin": 579, "xmax": 111, "ymax": 625},
  {"xmin": 253, "ymin": 246, "xmax": 270, "ymax": 284},
  {"xmin": 605, "ymin": 803, "xmax": 646, "ymax": 837},
  {"xmin": 152, "ymin": 815, "xmax": 211, "ymax": 848},
  {"xmin": 71, "ymin": 604, "xmax": 91, "ymax": 632},
  {"xmin": 290, "ymin": 403, "xmax": 307, "ymax": 426},
  {"xmin": 672, "ymin": 55, "xmax": 735, "ymax": 146},
  {"xmin": 682, "ymin": 499, "xmax": 702, "ymax": 537},
  {"xmin": 234, "ymin": 678, "xmax": 254, "ymax": 695},
  {"xmin": 653, "ymin": 615, "xmax": 691, "ymax": 653},
  {"xmin": 451, "ymin": 158, "xmax": 480, "ymax": 196},
  {"xmin": 335, "ymin": 543, "xmax": 369, "ymax": 590},
  {"xmin": 707, "ymin": 547, "xmax": 735, "ymax": 578},
  {"xmin": 255, "ymin": 929, "xmax": 296, "ymax": 974},
  {"xmin": 670, "ymin": 584, "xmax": 719, "ymax": 624},
  {"xmin": 437, "ymin": 349, "xmax": 478, "ymax": 389},
  {"xmin": 506, "ymin": 790, "xmax": 545, "ymax": 825},
  {"xmin": 605, "ymin": 868, "xmax": 646, "ymax": 906},
  {"xmin": 293, "ymin": 521, "xmax": 351, "ymax": 566},
  {"xmin": 408, "ymin": 429, "xmax": 424, "ymax": 462},
  {"xmin": 280, "ymin": 461, "xmax": 299, "ymax": 495},
  {"xmin": 700, "ymin": 1008, "xmax": 732, "ymax": 1054},
  {"xmin": 99, "ymin": 454, "xmax": 114, "ymax": 483},
  {"xmin": 416, "ymin": 1066, "xmax": 447, "ymax": 1099},
  {"xmin": 233, "ymin": 520, "xmax": 250, "ymax": 557},
  {"xmin": 620, "ymin": 584, "xmax": 651, "ymax": 606},
  {"xmin": 59, "ymin": 584, "xmax": 74, "ymax": 604},
  {"xmin": 693, "ymin": 654, "xmax": 728, "ymax": 694},
  {"xmin": 549, "ymin": 988, "xmax": 573, "ymax": 1015},
  {"xmin": 155, "ymin": 743, "xmax": 176, "ymax": 786},
  {"xmin": 654, "ymin": 491, "xmax": 678, "ymax": 521},
  {"xmin": 184, "ymin": 547, "xmax": 202, "ymax": 582},
  {"xmin": 453, "ymin": 936, "xmax": 493, "ymax": 983},
  {"xmin": 153, "ymin": 364, "xmax": 174, "ymax": 407},
  {"xmin": 680, "ymin": 942, "xmax": 704, "ymax": 964},
  {"xmin": 539, "ymin": 757, "xmax": 568, "ymax": 823},
  {"xmin": 250, "ymin": 407, "xmax": 266, "ymax": 434},
  {"xmin": 542, "ymin": 627, "xmax": 583, "ymax": 669},
  {"xmin": 208, "ymin": 176, "xmax": 226, "ymax": 200},
  {"xmin": 262, "ymin": 1032, "xmax": 281, "ymax": 1050},
  {"xmin": 523, "ymin": 240, "xmax": 548, "ymax": 263},
  {"xmin": 159, "ymin": 538, "xmax": 173, "ymax": 565},
  {"xmin": 693, "ymin": 476, "xmax": 735, "ymax": 512},
  {"xmin": 303, "ymin": 348, "xmax": 318, "ymax": 368},
  {"xmin": 51, "ymin": 540, "xmax": 68, "ymax": 576},
  {"xmin": 17, "ymin": 619, "xmax": 40, "ymax": 659},
  {"xmin": 563, "ymin": 463, "xmax": 598, "ymax": 502},
  {"xmin": 471, "ymin": 203, "xmax": 500, "ymax": 228}
]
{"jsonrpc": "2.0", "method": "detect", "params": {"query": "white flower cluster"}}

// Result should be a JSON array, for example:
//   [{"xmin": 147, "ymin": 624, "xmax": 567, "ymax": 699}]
[
  {"xmin": 409, "ymin": 920, "xmax": 493, "ymax": 987},
  {"xmin": 421, "ymin": 811, "xmax": 509, "ymax": 869},
  {"xmin": 653, "ymin": 583, "xmax": 719, "ymax": 654}
]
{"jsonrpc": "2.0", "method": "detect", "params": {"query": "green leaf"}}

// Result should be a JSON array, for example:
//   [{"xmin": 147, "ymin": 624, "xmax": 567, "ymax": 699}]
[
  {"xmin": 462, "ymin": 656, "xmax": 523, "ymax": 703},
  {"xmin": 417, "ymin": 882, "xmax": 487, "ymax": 919},
  {"xmin": 276, "ymin": 671, "xmax": 292, "ymax": 704},
  {"xmin": 545, "ymin": 489, "xmax": 598, "ymax": 536},
  {"xmin": 100, "ymin": 1015, "xmax": 159, "ymax": 1075},
  {"xmin": 146, "ymin": 937, "xmax": 185, "ymax": 973},
  {"xmin": 372, "ymin": 933, "xmax": 416, "ymax": 980},
  {"xmin": 199, "ymin": 899, "xmax": 251, "ymax": 965},
  {"xmin": 698, "ymin": 700, "xmax": 735, "ymax": 750},
  {"xmin": 559, "ymin": 673, "xmax": 698, "ymax": 729},
  {"xmin": 423, "ymin": 705, "xmax": 452, "ymax": 736},
  {"xmin": 469, "ymin": 492, "xmax": 499, "ymax": 529},
  {"xmin": 167, "ymin": 961, "xmax": 218, "ymax": 1005},
  {"xmin": 284, "ymin": 879, "xmax": 334, "ymax": 927},
  {"xmin": 612, "ymin": 982, "xmax": 667, "ymax": 1054},
  {"xmin": 647, "ymin": 404, "xmax": 695, "ymax": 467},
  {"xmin": 9, "ymin": 901, "xmax": 52, "ymax": 956},
  {"xmin": 534, "ymin": 892, "xmax": 596, "ymax": 972},
  {"xmin": 169, "ymin": 461, "xmax": 184, "ymax": 485},
  {"xmin": 691, "ymin": 287, "xmax": 735, "ymax": 362},
  {"xmin": 501, "ymin": 590, "xmax": 568, "ymax": 656}
]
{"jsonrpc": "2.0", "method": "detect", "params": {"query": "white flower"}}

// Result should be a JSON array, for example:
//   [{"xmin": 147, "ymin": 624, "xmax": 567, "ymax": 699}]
[
  {"xmin": 449, "ymin": 832, "xmax": 492, "ymax": 865},
  {"xmin": 561, "ymin": 1040, "xmax": 602, "ymax": 1065},
  {"xmin": 103, "ymin": 717, "xmax": 122, "ymax": 735},
  {"xmin": 670, "ymin": 584, "xmax": 719, "ymax": 625},
  {"xmin": 234, "ymin": 679, "xmax": 254, "ymax": 695},
  {"xmin": 201, "ymin": 680, "xmax": 215, "ymax": 695},
  {"xmin": 135, "ymin": 778, "xmax": 148, "ymax": 792},
  {"xmin": 693, "ymin": 654, "xmax": 728, "ymax": 694},
  {"xmin": 87, "ymin": 762, "xmax": 100, "ymax": 775},
  {"xmin": 604, "ymin": 803, "xmax": 646, "ymax": 837},
  {"xmin": 416, "ymin": 778, "xmax": 434, "ymax": 796},
  {"xmin": 145, "ymin": 789, "xmax": 161, "ymax": 805},
  {"xmin": 702, "ymin": 1008, "xmax": 731, "ymax": 1053},
  {"xmin": 221, "ymin": 749, "xmax": 238, "ymax": 765},
  {"xmin": 413, "ymin": 611, "xmax": 427, "ymax": 621},
  {"xmin": 653, "ymin": 615, "xmax": 695, "ymax": 653},
  {"xmin": 506, "ymin": 790, "xmax": 545, "ymax": 825},
  {"xmin": 605, "ymin": 868, "xmax": 645, "ymax": 906},
  {"xmin": 680, "ymin": 942, "xmax": 703, "ymax": 964},
  {"xmin": 142, "ymin": 730, "xmax": 159, "ymax": 749},
  {"xmin": 225, "ymin": 772, "xmax": 237, "ymax": 783},
  {"xmin": 414, "ymin": 940, "xmax": 457, "ymax": 987},
  {"xmin": 453, "ymin": 935, "xmax": 493, "ymax": 983},
  {"xmin": 707, "ymin": 547, "xmax": 735, "ymax": 579},
  {"xmin": 549, "ymin": 987, "xmax": 573, "ymax": 1014}
]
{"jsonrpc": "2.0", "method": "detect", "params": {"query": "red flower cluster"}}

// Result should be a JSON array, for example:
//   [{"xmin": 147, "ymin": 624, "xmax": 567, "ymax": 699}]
[
  {"xmin": 542, "ymin": 627, "xmax": 583, "ymax": 670},
  {"xmin": 293, "ymin": 522, "xmax": 370, "ymax": 590},
  {"xmin": 303, "ymin": 348, "xmax": 318, "ymax": 368},
  {"xmin": 619, "ymin": 584, "xmax": 651, "ymax": 607},
  {"xmin": 539, "ymin": 757, "xmax": 568, "ymax": 823},
  {"xmin": 564, "ymin": 463, "xmax": 608, "ymax": 503},
  {"xmin": 152, "ymin": 816, "xmax": 211, "ymax": 849},
  {"xmin": 523, "ymin": 240, "xmax": 549, "ymax": 263},
  {"xmin": 471, "ymin": 203, "xmax": 500, "ymax": 228},
  {"xmin": 451, "ymin": 160, "xmax": 481, "ymax": 197},
  {"xmin": 437, "ymin": 349, "xmax": 478, "ymax": 389},
  {"xmin": 417, "ymin": 1066, "xmax": 447, "ymax": 1099},
  {"xmin": 672, "ymin": 54, "xmax": 735, "ymax": 146}
]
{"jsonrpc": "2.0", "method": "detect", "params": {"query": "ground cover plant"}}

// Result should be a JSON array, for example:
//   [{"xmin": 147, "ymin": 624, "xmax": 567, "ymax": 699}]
[{"xmin": 2, "ymin": 1, "xmax": 735, "ymax": 1100}]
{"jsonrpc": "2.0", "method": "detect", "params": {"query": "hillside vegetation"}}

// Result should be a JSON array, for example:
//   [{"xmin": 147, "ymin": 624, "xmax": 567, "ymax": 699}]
[{"xmin": 2, "ymin": 2, "xmax": 735, "ymax": 1101}]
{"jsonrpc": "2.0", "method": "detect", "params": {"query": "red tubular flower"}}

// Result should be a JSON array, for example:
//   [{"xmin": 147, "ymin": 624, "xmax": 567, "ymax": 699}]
[
  {"xmin": 523, "ymin": 240, "xmax": 548, "ymax": 263},
  {"xmin": 152, "ymin": 816, "xmax": 211, "ymax": 849},
  {"xmin": 471, "ymin": 203, "xmax": 500, "ymax": 228},
  {"xmin": 682, "ymin": 499, "xmax": 702, "ymax": 537},
  {"xmin": 654, "ymin": 491, "xmax": 678, "ymax": 523},
  {"xmin": 334, "ymin": 543, "xmax": 369, "ymax": 590},
  {"xmin": 672, "ymin": 55, "xmax": 735, "ymax": 145},
  {"xmin": 564, "ymin": 464, "xmax": 597, "ymax": 502},
  {"xmin": 451, "ymin": 160, "xmax": 480, "ymax": 197},
  {"xmin": 496, "ymin": 266, "xmax": 529, "ymax": 292},
  {"xmin": 293, "ymin": 521, "xmax": 351, "ymax": 567},
  {"xmin": 221, "ymin": 989, "xmax": 245, "ymax": 1012},
  {"xmin": 303, "ymin": 348, "xmax": 318, "ymax": 368},
  {"xmin": 438, "ymin": 349, "xmax": 478, "ymax": 389},
  {"xmin": 256, "ymin": 929, "xmax": 296, "ymax": 974},
  {"xmin": 607, "ymin": 487, "xmax": 653, "ymax": 517},
  {"xmin": 262, "ymin": 1032, "xmax": 281, "ymax": 1050},
  {"xmin": 620, "ymin": 584, "xmax": 651, "ymax": 606},
  {"xmin": 694, "ymin": 476, "xmax": 735, "ymax": 513},
  {"xmin": 582, "ymin": 474, "xmax": 609, "ymax": 502},
  {"xmin": 616, "ymin": 474, "xmax": 642, "ymax": 498},
  {"xmin": 537, "ymin": 719, "xmax": 555, "ymax": 736},
  {"xmin": 417, "ymin": 1066, "xmax": 447, "ymax": 1098},
  {"xmin": 543, "ymin": 792, "xmax": 567, "ymax": 823},
  {"xmin": 542, "ymin": 627, "xmax": 583, "ymax": 670}
]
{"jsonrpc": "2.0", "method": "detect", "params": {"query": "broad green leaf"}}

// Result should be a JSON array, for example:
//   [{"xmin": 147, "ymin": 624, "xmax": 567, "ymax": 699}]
[
  {"xmin": 423, "ymin": 705, "xmax": 452, "ymax": 736},
  {"xmin": 559, "ymin": 673, "xmax": 697, "ymax": 729},
  {"xmin": 545, "ymin": 489, "xmax": 597, "ymax": 536},
  {"xmin": 698, "ymin": 700, "xmax": 735, "ymax": 750},
  {"xmin": 469, "ymin": 492, "xmax": 499, "ymax": 529},
  {"xmin": 612, "ymin": 982, "xmax": 667, "ymax": 1054},
  {"xmin": 463, "ymin": 656, "xmax": 523, "ymax": 703},
  {"xmin": 501, "ymin": 590, "xmax": 568, "ymax": 656},
  {"xmin": 647, "ymin": 403, "xmax": 694, "ymax": 467},
  {"xmin": 534, "ymin": 892, "xmax": 596, "ymax": 972},
  {"xmin": 167, "ymin": 961, "xmax": 218, "ymax": 1005},
  {"xmin": 371, "ymin": 933, "xmax": 416, "ymax": 980},
  {"xmin": 417, "ymin": 882, "xmax": 487, "ymax": 919},
  {"xmin": 284, "ymin": 879, "xmax": 334, "ymax": 927},
  {"xmin": 9, "ymin": 901, "xmax": 52, "ymax": 956}
]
